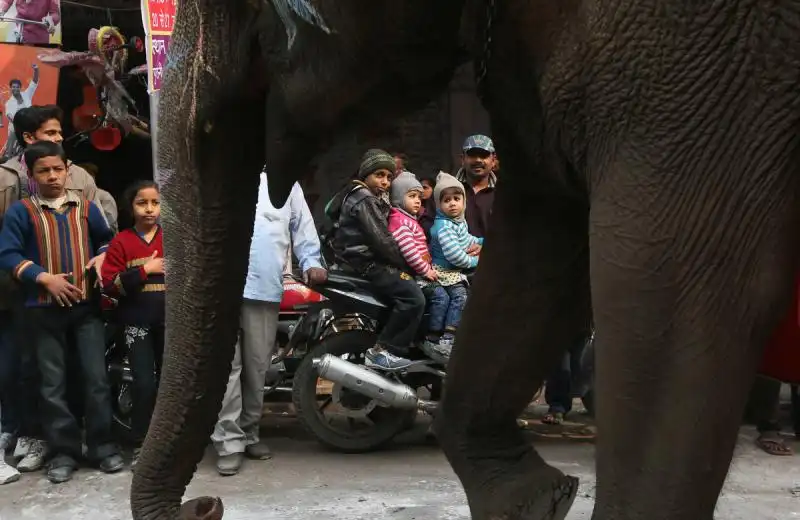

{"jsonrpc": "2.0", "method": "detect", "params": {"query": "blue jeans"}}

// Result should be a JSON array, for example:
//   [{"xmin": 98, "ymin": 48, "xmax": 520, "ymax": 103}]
[{"xmin": 427, "ymin": 283, "xmax": 468, "ymax": 333}]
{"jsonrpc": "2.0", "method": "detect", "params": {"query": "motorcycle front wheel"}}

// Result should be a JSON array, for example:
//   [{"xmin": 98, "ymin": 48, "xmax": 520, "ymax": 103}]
[{"xmin": 293, "ymin": 329, "xmax": 417, "ymax": 453}]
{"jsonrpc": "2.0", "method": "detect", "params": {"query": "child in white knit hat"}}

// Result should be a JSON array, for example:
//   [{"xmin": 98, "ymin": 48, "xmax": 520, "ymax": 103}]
[{"xmin": 427, "ymin": 172, "xmax": 483, "ymax": 357}]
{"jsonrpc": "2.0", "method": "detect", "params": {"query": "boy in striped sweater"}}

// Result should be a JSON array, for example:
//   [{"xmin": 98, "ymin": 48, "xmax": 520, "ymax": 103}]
[
  {"xmin": 428, "ymin": 172, "xmax": 484, "ymax": 357},
  {"xmin": 387, "ymin": 171, "xmax": 437, "ymax": 282}
]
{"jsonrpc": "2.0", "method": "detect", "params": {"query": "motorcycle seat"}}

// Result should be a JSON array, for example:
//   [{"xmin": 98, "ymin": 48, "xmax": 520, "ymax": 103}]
[{"xmin": 323, "ymin": 271, "xmax": 374, "ymax": 292}]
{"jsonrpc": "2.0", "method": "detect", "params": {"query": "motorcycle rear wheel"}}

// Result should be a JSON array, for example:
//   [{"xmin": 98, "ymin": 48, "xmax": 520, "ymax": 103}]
[{"xmin": 293, "ymin": 329, "xmax": 417, "ymax": 453}]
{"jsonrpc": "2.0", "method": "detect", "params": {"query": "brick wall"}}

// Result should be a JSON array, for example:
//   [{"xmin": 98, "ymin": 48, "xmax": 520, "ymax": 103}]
[{"xmin": 302, "ymin": 63, "xmax": 490, "ymax": 219}]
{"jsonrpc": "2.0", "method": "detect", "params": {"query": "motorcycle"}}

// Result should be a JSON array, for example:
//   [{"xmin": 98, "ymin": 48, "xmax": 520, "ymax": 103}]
[
  {"xmin": 293, "ymin": 272, "xmax": 597, "ymax": 451},
  {"xmin": 290, "ymin": 270, "xmax": 445, "ymax": 453},
  {"xmin": 106, "ymin": 277, "xmax": 324, "ymax": 443}
]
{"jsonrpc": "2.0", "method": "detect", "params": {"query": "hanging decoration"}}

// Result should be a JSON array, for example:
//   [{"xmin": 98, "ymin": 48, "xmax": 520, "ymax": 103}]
[{"xmin": 36, "ymin": 26, "xmax": 148, "ymax": 151}]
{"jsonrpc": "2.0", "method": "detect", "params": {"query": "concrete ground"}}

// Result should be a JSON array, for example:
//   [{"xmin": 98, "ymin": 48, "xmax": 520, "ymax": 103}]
[{"xmin": 1, "ymin": 413, "xmax": 798, "ymax": 520}]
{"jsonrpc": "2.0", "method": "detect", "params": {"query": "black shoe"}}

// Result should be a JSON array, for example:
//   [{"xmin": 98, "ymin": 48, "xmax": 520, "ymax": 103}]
[
  {"xmin": 98, "ymin": 453, "xmax": 124, "ymax": 473},
  {"xmin": 47, "ymin": 456, "xmax": 77, "ymax": 484},
  {"xmin": 216, "ymin": 453, "xmax": 243, "ymax": 476},
  {"xmin": 244, "ymin": 442, "xmax": 272, "ymax": 460}
]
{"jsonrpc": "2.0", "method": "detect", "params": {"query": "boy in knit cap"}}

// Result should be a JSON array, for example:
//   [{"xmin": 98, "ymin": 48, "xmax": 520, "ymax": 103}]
[
  {"xmin": 326, "ymin": 150, "xmax": 426, "ymax": 369},
  {"xmin": 428, "ymin": 172, "xmax": 484, "ymax": 357}
]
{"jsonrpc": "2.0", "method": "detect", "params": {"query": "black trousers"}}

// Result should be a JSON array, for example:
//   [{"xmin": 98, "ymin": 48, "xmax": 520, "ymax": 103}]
[
  {"xmin": 66, "ymin": 334, "xmax": 85, "ymax": 426},
  {"xmin": 124, "ymin": 324, "xmax": 165, "ymax": 444},
  {"xmin": 0, "ymin": 305, "xmax": 41, "ymax": 438},
  {"xmin": 363, "ymin": 265, "xmax": 426, "ymax": 354},
  {"xmin": 28, "ymin": 304, "xmax": 118, "ymax": 461},
  {"xmin": 545, "ymin": 335, "xmax": 588, "ymax": 415},
  {"xmin": 749, "ymin": 376, "xmax": 782, "ymax": 433}
]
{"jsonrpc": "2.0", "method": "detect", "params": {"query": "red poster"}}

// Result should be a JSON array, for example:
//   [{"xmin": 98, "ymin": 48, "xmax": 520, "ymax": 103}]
[
  {"xmin": 146, "ymin": 0, "xmax": 176, "ymax": 34},
  {"xmin": 0, "ymin": 44, "xmax": 59, "ymax": 159}
]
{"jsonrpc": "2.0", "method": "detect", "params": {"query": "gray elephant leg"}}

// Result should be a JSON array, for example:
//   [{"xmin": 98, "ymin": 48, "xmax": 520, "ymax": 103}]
[
  {"xmin": 436, "ymin": 154, "xmax": 591, "ymax": 520},
  {"xmin": 129, "ymin": 0, "xmax": 266, "ymax": 518},
  {"xmin": 588, "ymin": 148, "xmax": 800, "ymax": 519}
]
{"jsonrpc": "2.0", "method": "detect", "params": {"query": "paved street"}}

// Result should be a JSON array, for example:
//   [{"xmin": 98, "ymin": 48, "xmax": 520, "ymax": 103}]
[{"xmin": 1, "ymin": 413, "xmax": 797, "ymax": 520}]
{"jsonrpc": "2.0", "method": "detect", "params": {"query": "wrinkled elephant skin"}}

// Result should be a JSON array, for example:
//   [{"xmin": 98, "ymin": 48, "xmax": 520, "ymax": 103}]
[
  {"xmin": 130, "ymin": 0, "xmax": 800, "ymax": 519},
  {"xmin": 130, "ymin": 0, "xmax": 465, "ymax": 519}
]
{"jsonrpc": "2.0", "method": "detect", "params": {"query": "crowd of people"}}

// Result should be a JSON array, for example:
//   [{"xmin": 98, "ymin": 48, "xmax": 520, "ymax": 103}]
[
  {"xmin": 0, "ymin": 110, "xmax": 505, "ymax": 483},
  {"xmin": 0, "ymin": 104, "xmax": 132, "ymax": 486},
  {"xmin": 322, "ymin": 144, "xmax": 493, "ymax": 369},
  {"xmin": 0, "ymin": 104, "xmax": 794, "ymax": 491}
]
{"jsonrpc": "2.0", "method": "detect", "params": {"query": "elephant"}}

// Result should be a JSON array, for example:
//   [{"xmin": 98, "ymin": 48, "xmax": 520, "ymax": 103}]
[{"xmin": 130, "ymin": 0, "xmax": 800, "ymax": 519}]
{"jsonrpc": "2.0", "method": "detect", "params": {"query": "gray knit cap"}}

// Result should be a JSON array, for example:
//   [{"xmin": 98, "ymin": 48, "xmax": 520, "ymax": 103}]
[
  {"xmin": 390, "ymin": 170, "xmax": 423, "ymax": 207},
  {"xmin": 433, "ymin": 171, "xmax": 465, "ymax": 203},
  {"xmin": 357, "ymin": 148, "xmax": 396, "ymax": 180}
]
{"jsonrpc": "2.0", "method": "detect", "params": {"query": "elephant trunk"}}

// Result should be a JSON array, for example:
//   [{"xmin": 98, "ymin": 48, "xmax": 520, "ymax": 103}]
[{"xmin": 130, "ymin": 0, "xmax": 267, "ymax": 518}]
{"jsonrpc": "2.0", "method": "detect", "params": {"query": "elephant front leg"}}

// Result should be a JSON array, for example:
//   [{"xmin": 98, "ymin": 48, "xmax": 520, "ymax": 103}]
[
  {"xmin": 436, "ymin": 168, "xmax": 591, "ymax": 520},
  {"xmin": 588, "ymin": 150, "xmax": 800, "ymax": 520}
]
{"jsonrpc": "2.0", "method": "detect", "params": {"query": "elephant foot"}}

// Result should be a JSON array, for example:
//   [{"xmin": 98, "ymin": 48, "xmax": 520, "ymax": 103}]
[
  {"xmin": 477, "ymin": 472, "xmax": 578, "ymax": 520},
  {"xmin": 180, "ymin": 497, "xmax": 224, "ymax": 520}
]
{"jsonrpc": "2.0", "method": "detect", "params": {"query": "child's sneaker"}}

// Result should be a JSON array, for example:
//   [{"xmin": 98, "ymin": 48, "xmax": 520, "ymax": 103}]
[
  {"xmin": 424, "ymin": 332, "xmax": 442, "ymax": 344},
  {"xmin": 434, "ymin": 334, "xmax": 455, "ymax": 359},
  {"xmin": 13, "ymin": 436, "xmax": 30, "ymax": 459},
  {"xmin": 17, "ymin": 439, "xmax": 47, "ymax": 472},
  {"xmin": 0, "ymin": 451, "xmax": 20, "ymax": 485},
  {"xmin": 365, "ymin": 347, "xmax": 412, "ymax": 370}
]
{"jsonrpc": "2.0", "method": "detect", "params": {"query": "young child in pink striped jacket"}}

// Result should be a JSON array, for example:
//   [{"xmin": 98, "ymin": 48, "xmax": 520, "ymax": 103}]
[{"xmin": 387, "ymin": 171, "xmax": 438, "ymax": 283}]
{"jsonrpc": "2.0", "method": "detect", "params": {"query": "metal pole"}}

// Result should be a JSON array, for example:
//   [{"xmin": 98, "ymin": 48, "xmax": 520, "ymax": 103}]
[
  {"xmin": 0, "ymin": 16, "xmax": 48, "ymax": 27},
  {"xmin": 149, "ymin": 90, "xmax": 160, "ymax": 183}
]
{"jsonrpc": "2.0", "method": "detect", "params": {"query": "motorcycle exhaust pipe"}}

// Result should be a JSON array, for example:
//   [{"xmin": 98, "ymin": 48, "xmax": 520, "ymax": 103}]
[{"xmin": 312, "ymin": 354, "xmax": 420, "ymax": 410}]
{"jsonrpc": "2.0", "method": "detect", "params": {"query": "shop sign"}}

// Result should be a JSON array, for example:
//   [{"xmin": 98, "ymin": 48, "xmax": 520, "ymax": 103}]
[{"xmin": 141, "ymin": 0, "xmax": 177, "ymax": 92}]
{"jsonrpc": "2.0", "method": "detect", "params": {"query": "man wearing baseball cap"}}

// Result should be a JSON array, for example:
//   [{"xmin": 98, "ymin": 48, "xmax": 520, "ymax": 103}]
[{"xmin": 454, "ymin": 134, "xmax": 497, "ymax": 238}]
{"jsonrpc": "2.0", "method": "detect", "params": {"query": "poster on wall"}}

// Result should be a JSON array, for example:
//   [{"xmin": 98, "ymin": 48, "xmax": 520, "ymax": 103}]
[
  {"xmin": 141, "ymin": 0, "xmax": 176, "ymax": 93},
  {"xmin": 0, "ymin": 0, "xmax": 62, "ymax": 45},
  {"xmin": 0, "ymin": 43, "xmax": 59, "ymax": 159}
]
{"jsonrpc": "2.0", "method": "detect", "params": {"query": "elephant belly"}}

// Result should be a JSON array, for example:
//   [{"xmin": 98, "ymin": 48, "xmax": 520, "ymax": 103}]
[{"xmin": 760, "ymin": 274, "xmax": 800, "ymax": 384}]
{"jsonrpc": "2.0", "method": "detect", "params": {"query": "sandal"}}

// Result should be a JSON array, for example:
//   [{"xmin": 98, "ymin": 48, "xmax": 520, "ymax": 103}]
[
  {"xmin": 756, "ymin": 434, "xmax": 793, "ymax": 456},
  {"xmin": 564, "ymin": 425, "xmax": 597, "ymax": 441},
  {"xmin": 542, "ymin": 412, "xmax": 564, "ymax": 425}
]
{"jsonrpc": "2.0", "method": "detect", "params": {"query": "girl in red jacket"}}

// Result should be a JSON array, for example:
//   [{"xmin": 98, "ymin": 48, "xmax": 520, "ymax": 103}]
[{"xmin": 100, "ymin": 180, "xmax": 164, "ymax": 466}]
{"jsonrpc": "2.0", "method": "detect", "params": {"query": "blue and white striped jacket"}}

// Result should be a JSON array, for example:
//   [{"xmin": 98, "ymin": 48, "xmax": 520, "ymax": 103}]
[{"xmin": 429, "ymin": 210, "xmax": 484, "ymax": 271}]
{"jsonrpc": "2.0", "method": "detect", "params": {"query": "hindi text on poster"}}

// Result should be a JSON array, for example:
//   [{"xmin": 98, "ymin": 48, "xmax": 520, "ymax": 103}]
[
  {"xmin": 146, "ymin": 0, "xmax": 176, "ymax": 34},
  {"xmin": 149, "ymin": 34, "xmax": 171, "ymax": 91}
]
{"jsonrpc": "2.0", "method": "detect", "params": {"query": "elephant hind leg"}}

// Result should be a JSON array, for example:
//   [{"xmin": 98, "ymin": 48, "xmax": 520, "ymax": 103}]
[
  {"xmin": 436, "ymin": 164, "xmax": 591, "ymax": 520},
  {"xmin": 589, "ymin": 152, "xmax": 800, "ymax": 520}
]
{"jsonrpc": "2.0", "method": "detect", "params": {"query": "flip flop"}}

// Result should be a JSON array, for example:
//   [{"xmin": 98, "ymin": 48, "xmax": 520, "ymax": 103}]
[{"xmin": 756, "ymin": 434, "xmax": 793, "ymax": 456}]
